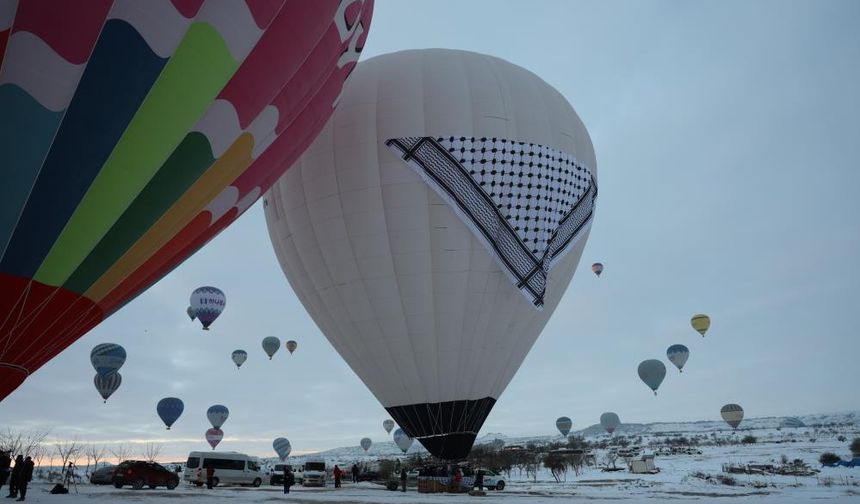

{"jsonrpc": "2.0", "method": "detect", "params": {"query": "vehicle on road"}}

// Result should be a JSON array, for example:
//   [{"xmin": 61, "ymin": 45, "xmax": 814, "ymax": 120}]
[
  {"xmin": 184, "ymin": 451, "xmax": 263, "ymax": 487},
  {"xmin": 89, "ymin": 465, "xmax": 115, "ymax": 485},
  {"xmin": 112, "ymin": 460, "xmax": 179, "ymax": 490}
]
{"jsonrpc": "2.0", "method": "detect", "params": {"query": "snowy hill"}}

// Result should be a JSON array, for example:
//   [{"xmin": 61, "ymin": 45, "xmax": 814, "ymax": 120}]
[{"xmin": 281, "ymin": 410, "xmax": 857, "ymax": 466}]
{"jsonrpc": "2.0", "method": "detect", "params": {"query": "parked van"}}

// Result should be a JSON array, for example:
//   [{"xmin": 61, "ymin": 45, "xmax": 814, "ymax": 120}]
[
  {"xmin": 302, "ymin": 460, "xmax": 326, "ymax": 487},
  {"xmin": 270, "ymin": 463, "xmax": 303, "ymax": 485},
  {"xmin": 184, "ymin": 451, "xmax": 264, "ymax": 487}
]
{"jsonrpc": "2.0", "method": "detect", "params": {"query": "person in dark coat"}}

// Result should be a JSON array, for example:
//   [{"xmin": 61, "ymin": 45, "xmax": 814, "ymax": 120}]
[
  {"xmin": 205, "ymin": 466, "xmax": 215, "ymax": 489},
  {"xmin": 14, "ymin": 457, "xmax": 33, "ymax": 501},
  {"xmin": 6, "ymin": 455, "xmax": 23, "ymax": 498},
  {"xmin": 332, "ymin": 465, "xmax": 342, "ymax": 488},
  {"xmin": 351, "ymin": 464, "xmax": 359, "ymax": 484},
  {"xmin": 474, "ymin": 470, "xmax": 484, "ymax": 491},
  {"xmin": 399, "ymin": 468, "xmax": 407, "ymax": 492},
  {"xmin": 0, "ymin": 452, "xmax": 11, "ymax": 493},
  {"xmin": 283, "ymin": 466, "xmax": 294, "ymax": 494}
]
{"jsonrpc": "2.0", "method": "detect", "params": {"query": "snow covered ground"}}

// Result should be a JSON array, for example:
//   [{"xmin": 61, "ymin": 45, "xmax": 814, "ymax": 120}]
[{"xmin": 21, "ymin": 439, "xmax": 859, "ymax": 503}]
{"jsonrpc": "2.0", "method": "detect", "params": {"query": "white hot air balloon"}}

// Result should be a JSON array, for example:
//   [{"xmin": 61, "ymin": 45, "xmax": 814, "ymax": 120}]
[
  {"xmin": 393, "ymin": 428, "xmax": 414, "ymax": 454},
  {"xmin": 264, "ymin": 49, "xmax": 597, "ymax": 460}
]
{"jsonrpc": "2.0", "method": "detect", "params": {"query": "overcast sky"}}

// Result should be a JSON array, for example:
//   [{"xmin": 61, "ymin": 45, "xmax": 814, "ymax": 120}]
[{"xmin": 1, "ymin": 0, "xmax": 858, "ymax": 462}]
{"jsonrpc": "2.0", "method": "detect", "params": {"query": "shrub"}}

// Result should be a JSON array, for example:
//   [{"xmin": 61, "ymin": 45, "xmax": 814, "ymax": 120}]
[
  {"xmin": 819, "ymin": 452, "xmax": 840, "ymax": 465},
  {"xmin": 716, "ymin": 475, "xmax": 736, "ymax": 486},
  {"xmin": 741, "ymin": 435, "xmax": 757, "ymax": 444}
]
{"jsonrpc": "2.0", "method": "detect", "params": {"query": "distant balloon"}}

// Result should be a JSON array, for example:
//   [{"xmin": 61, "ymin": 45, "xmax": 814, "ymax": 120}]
[
  {"xmin": 383, "ymin": 419, "xmax": 395, "ymax": 434},
  {"xmin": 262, "ymin": 337, "xmax": 280, "ymax": 359},
  {"xmin": 600, "ymin": 412, "xmax": 621, "ymax": 434},
  {"xmin": 273, "ymin": 437, "xmax": 292, "ymax": 461},
  {"xmin": 286, "ymin": 340, "xmax": 297, "ymax": 354},
  {"xmin": 207, "ymin": 404, "xmax": 229, "ymax": 429},
  {"xmin": 231, "ymin": 350, "xmax": 247, "ymax": 369},
  {"xmin": 94, "ymin": 372, "xmax": 121, "ymax": 403},
  {"xmin": 186, "ymin": 306, "xmax": 197, "ymax": 321},
  {"xmin": 721, "ymin": 403, "xmax": 744, "ymax": 429},
  {"xmin": 206, "ymin": 428, "xmax": 224, "ymax": 450},
  {"xmin": 691, "ymin": 314, "xmax": 710, "ymax": 337},
  {"xmin": 393, "ymin": 428, "xmax": 413, "ymax": 454},
  {"xmin": 638, "ymin": 359, "xmax": 667, "ymax": 395},
  {"xmin": 90, "ymin": 343, "xmax": 126, "ymax": 378},
  {"xmin": 157, "ymin": 397, "xmax": 184, "ymax": 430},
  {"xmin": 190, "ymin": 286, "xmax": 225, "ymax": 330},
  {"xmin": 592, "ymin": 263, "xmax": 603, "ymax": 277},
  {"xmin": 666, "ymin": 344, "xmax": 690, "ymax": 372},
  {"xmin": 556, "ymin": 416, "xmax": 572, "ymax": 436},
  {"xmin": 360, "ymin": 437, "xmax": 372, "ymax": 452}
]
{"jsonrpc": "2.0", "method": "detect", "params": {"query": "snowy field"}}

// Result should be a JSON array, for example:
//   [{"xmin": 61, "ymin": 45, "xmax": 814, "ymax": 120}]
[{"xmin": 19, "ymin": 438, "xmax": 859, "ymax": 503}]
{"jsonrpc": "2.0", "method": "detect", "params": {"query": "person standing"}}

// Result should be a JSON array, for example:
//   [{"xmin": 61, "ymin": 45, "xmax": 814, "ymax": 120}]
[
  {"xmin": 14, "ymin": 457, "xmax": 33, "ymax": 502},
  {"xmin": 474, "ymin": 469, "xmax": 484, "ymax": 492},
  {"xmin": 205, "ymin": 466, "xmax": 215, "ymax": 490},
  {"xmin": 351, "ymin": 464, "xmax": 359, "ymax": 484},
  {"xmin": 283, "ymin": 466, "xmax": 294, "ymax": 494},
  {"xmin": 332, "ymin": 465, "xmax": 342, "ymax": 488},
  {"xmin": 0, "ymin": 452, "xmax": 11, "ymax": 494},
  {"xmin": 6, "ymin": 455, "xmax": 22, "ymax": 498},
  {"xmin": 399, "ymin": 468, "xmax": 407, "ymax": 492}
]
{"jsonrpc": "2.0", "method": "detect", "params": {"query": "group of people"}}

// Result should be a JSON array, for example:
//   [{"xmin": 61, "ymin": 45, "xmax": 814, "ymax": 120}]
[{"xmin": 0, "ymin": 452, "xmax": 34, "ymax": 501}]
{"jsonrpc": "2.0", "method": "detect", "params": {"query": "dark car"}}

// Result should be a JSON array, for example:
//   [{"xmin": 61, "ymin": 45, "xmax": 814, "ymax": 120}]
[
  {"xmin": 112, "ymin": 460, "xmax": 179, "ymax": 490},
  {"xmin": 89, "ymin": 465, "xmax": 116, "ymax": 485}
]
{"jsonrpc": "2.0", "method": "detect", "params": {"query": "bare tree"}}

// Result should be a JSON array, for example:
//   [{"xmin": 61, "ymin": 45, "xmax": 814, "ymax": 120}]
[
  {"xmin": 0, "ymin": 427, "xmax": 50, "ymax": 457},
  {"xmin": 140, "ymin": 443, "xmax": 163, "ymax": 463},
  {"xmin": 32, "ymin": 444, "xmax": 47, "ymax": 470},
  {"xmin": 109, "ymin": 444, "xmax": 132, "ymax": 464},
  {"xmin": 86, "ymin": 444, "xmax": 107, "ymax": 473},
  {"xmin": 54, "ymin": 438, "xmax": 83, "ymax": 477}
]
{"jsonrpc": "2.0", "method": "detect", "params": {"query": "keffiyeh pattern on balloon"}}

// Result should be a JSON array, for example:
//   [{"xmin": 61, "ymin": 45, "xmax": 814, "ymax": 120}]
[{"xmin": 386, "ymin": 136, "xmax": 596, "ymax": 308}]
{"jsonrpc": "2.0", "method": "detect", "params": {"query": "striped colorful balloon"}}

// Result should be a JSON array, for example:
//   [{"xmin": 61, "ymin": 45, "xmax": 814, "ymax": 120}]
[
  {"xmin": 90, "ymin": 343, "xmax": 126, "ymax": 378},
  {"xmin": 0, "ymin": 0, "xmax": 374, "ymax": 401}
]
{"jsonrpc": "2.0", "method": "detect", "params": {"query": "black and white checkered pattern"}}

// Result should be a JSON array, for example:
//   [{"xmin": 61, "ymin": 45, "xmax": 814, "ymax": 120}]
[{"xmin": 386, "ymin": 136, "xmax": 596, "ymax": 308}]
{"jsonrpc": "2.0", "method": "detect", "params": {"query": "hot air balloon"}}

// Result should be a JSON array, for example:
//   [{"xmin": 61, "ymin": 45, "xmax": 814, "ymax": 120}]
[
  {"xmin": 691, "ymin": 314, "xmax": 710, "ymax": 337},
  {"xmin": 90, "ymin": 343, "xmax": 126, "ymax": 378},
  {"xmin": 157, "ymin": 397, "xmax": 184, "ymax": 429},
  {"xmin": 206, "ymin": 428, "xmax": 223, "ymax": 450},
  {"xmin": 556, "ymin": 417, "xmax": 572, "ymax": 437},
  {"xmin": 94, "ymin": 372, "xmax": 121, "ymax": 403},
  {"xmin": 262, "ymin": 336, "xmax": 280, "ymax": 359},
  {"xmin": 0, "ymin": 0, "xmax": 375, "ymax": 401},
  {"xmin": 360, "ymin": 437, "xmax": 372, "ymax": 452},
  {"xmin": 273, "ymin": 437, "xmax": 291, "ymax": 460},
  {"xmin": 383, "ymin": 419, "xmax": 395, "ymax": 434},
  {"xmin": 600, "ymin": 412, "xmax": 620, "ymax": 434},
  {"xmin": 393, "ymin": 428, "xmax": 413, "ymax": 454},
  {"xmin": 638, "ymin": 359, "xmax": 666, "ymax": 395},
  {"xmin": 231, "ymin": 349, "xmax": 247, "ymax": 369},
  {"xmin": 720, "ymin": 403, "xmax": 744, "ymax": 429},
  {"xmin": 592, "ymin": 263, "xmax": 603, "ymax": 277},
  {"xmin": 190, "ymin": 286, "xmax": 225, "ymax": 330},
  {"xmin": 186, "ymin": 306, "xmax": 197, "ymax": 321},
  {"xmin": 666, "ymin": 344, "xmax": 689, "ymax": 372},
  {"xmin": 264, "ymin": 49, "xmax": 598, "ymax": 460},
  {"xmin": 207, "ymin": 404, "xmax": 229, "ymax": 429},
  {"xmin": 286, "ymin": 340, "xmax": 297, "ymax": 354}
]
